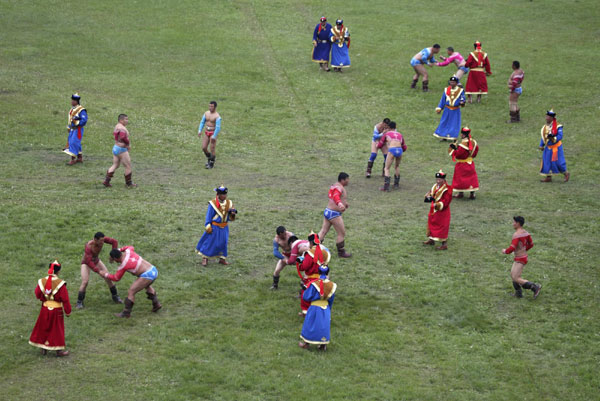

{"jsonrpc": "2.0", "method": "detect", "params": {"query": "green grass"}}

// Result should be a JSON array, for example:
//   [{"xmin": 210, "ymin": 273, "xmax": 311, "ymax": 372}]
[{"xmin": 1, "ymin": 0, "xmax": 599, "ymax": 400}]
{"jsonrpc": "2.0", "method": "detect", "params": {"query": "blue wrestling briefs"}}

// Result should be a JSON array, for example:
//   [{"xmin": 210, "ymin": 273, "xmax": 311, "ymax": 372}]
[
  {"xmin": 140, "ymin": 265, "xmax": 158, "ymax": 281},
  {"xmin": 388, "ymin": 147, "xmax": 403, "ymax": 157},
  {"xmin": 324, "ymin": 208, "xmax": 342, "ymax": 221},
  {"xmin": 410, "ymin": 58, "xmax": 421, "ymax": 67},
  {"xmin": 459, "ymin": 66, "xmax": 470, "ymax": 73},
  {"xmin": 513, "ymin": 87, "xmax": 522, "ymax": 95},
  {"xmin": 112, "ymin": 145, "xmax": 128, "ymax": 156}
]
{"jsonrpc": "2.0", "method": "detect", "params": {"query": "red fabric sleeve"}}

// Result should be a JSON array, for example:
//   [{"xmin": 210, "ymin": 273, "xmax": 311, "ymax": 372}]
[
  {"xmin": 465, "ymin": 54, "xmax": 476, "ymax": 68},
  {"xmin": 56, "ymin": 285, "xmax": 72, "ymax": 315},
  {"xmin": 525, "ymin": 235, "xmax": 534, "ymax": 251},
  {"xmin": 330, "ymin": 189, "xmax": 342, "ymax": 204},
  {"xmin": 34, "ymin": 285, "xmax": 44, "ymax": 301},
  {"xmin": 471, "ymin": 145, "xmax": 479, "ymax": 158},
  {"xmin": 106, "ymin": 267, "xmax": 126, "ymax": 282},
  {"xmin": 120, "ymin": 132, "xmax": 130, "ymax": 146},
  {"xmin": 299, "ymin": 254, "xmax": 313, "ymax": 272},
  {"xmin": 376, "ymin": 133, "xmax": 387, "ymax": 149},
  {"xmin": 82, "ymin": 245, "xmax": 98, "ymax": 271},
  {"xmin": 120, "ymin": 245, "xmax": 133, "ymax": 252},
  {"xmin": 104, "ymin": 237, "xmax": 118, "ymax": 249},
  {"xmin": 484, "ymin": 56, "xmax": 491, "ymax": 74},
  {"xmin": 402, "ymin": 137, "xmax": 407, "ymax": 152},
  {"xmin": 505, "ymin": 238, "xmax": 519, "ymax": 254}
]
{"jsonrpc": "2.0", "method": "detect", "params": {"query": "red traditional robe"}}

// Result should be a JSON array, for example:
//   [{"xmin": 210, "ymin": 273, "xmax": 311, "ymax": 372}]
[
  {"xmin": 449, "ymin": 137, "xmax": 479, "ymax": 192},
  {"xmin": 29, "ymin": 275, "xmax": 72, "ymax": 350},
  {"xmin": 297, "ymin": 245, "xmax": 330, "ymax": 314},
  {"xmin": 465, "ymin": 50, "xmax": 491, "ymax": 95},
  {"xmin": 427, "ymin": 182, "xmax": 453, "ymax": 241}
]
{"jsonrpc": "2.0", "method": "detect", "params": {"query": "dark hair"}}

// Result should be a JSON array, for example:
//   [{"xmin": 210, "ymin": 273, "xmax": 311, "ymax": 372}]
[
  {"xmin": 49, "ymin": 262, "xmax": 61, "ymax": 273},
  {"xmin": 513, "ymin": 216, "xmax": 525, "ymax": 226},
  {"xmin": 210, "ymin": 101, "xmax": 217, "ymax": 107},
  {"xmin": 388, "ymin": 121, "xmax": 397, "ymax": 129},
  {"xmin": 288, "ymin": 235, "xmax": 298, "ymax": 245},
  {"xmin": 383, "ymin": 118, "xmax": 391, "ymax": 125},
  {"xmin": 276, "ymin": 226, "xmax": 286, "ymax": 235},
  {"xmin": 447, "ymin": 46, "xmax": 454, "ymax": 52},
  {"xmin": 433, "ymin": 44, "xmax": 441, "ymax": 49},
  {"xmin": 338, "ymin": 172, "xmax": 349, "ymax": 182},
  {"xmin": 94, "ymin": 232, "xmax": 105, "ymax": 240},
  {"xmin": 109, "ymin": 249, "xmax": 122, "ymax": 260},
  {"xmin": 308, "ymin": 233, "xmax": 317, "ymax": 243},
  {"xmin": 118, "ymin": 114, "xmax": 127, "ymax": 122},
  {"xmin": 512, "ymin": 60, "xmax": 520, "ymax": 68},
  {"xmin": 473, "ymin": 42, "xmax": 481, "ymax": 48}
]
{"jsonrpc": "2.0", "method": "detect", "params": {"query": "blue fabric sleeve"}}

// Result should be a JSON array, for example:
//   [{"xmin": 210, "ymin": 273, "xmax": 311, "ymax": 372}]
[
  {"xmin": 555, "ymin": 126, "xmax": 563, "ymax": 141},
  {"xmin": 328, "ymin": 293, "xmax": 335, "ymax": 307},
  {"xmin": 459, "ymin": 90, "xmax": 466, "ymax": 103},
  {"xmin": 273, "ymin": 240, "xmax": 284, "ymax": 259},
  {"xmin": 78, "ymin": 110, "xmax": 88, "ymax": 127},
  {"xmin": 437, "ymin": 93, "xmax": 446, "ymax": 109},
  {"xmin": 204, "ymin": 204, "xmax": 215, "ymax": 226},
  {"xmin": 373, "ymin": 126, "xmax": 380, "ymax": 136},
  {"xmin": 214, "ymin": 117, "xmax": 221, "ymax": 136},
  {"xmin": 539, "ymin": 137, "xmax": 545, "ymax": 147},
  {"xmin": 198, "ymin": 114, "xmax": 206, "ymax": 133},
  {"xmin": 313, "ymin": 24, "xmax": 319, "ymax": 41},
  {"xmin": 302, "ymin": 285, "xmax": 319, "ymax": 302}
]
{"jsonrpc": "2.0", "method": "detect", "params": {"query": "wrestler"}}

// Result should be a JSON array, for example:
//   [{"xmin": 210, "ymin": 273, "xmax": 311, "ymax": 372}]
[
  {"xmin": 507, "ymin": 61, "xmax": 524, "ymax": 123},
  {"xmin": 286, "ymin": 235, "xmax": 310, "ymax": 266},
  {"xmin": 271, "ymin": 225, "xmax": 294, "ymax": 290},
  {"xmin": 76, "ymin": 232, "xmax": 123, "ymax": 309},
  {"xmin": 377, "ymin": 121, "xmax": 407, "ymax": 192},
  {"xmin": 318, "ymin": 173, "xmax": 351, "ymax": 258},
  {"xmin": 105, "ymin": 246, "xmax": 162, "ymax": 318},
  {"xmin": 63, "ymin": 93, "xmax": 88, "ymax": 165},
  {"xmin": 436, "ymin": 47, "xmax": 469, "ymax": 81},
  {"xmin": 410, "ymin": 44, "xmax": 441, "ymax": 92},
  {"xmin": 312, "ymin": 16, "xmax": 332, "ymax": 71},
  {"xmin": 29, "ymin": 261, "xmax": 71, "ymax": 357},
  {"xmin": 103, "ymin": 114, "xmax": 137, "ymax": 188},
  {"xmin": 198, "ymin": 101, "xmax": 222, "ymax": 169},
  {"xmin": 502, "ymin": 216, "xmax": 541, "ymax": 298},
  {"xmin": 365, "ymin": 118, "xmax": 391, "ymax": 178},
  {"xmin": 423, "ymin": 170, "xmax": 453, "ymax": 250}
]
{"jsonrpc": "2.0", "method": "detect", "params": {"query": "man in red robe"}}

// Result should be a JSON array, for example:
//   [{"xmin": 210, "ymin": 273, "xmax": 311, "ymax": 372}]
[
  {"xmin": 449, "ymin": 127, "xmax": 479, "ymax": 199},
  {"xmin": 297, "ymin": 233, "xmax": 331, "ymax": 316},
  {"xmin": 465, "ymin": 41, "xmax": 492, "ymax": 103},
  {"xmin": 29, "ymin": 261, "xmax": 71, "ymax": 357},
  {"xmin": 423, "ymin": 170, "xmax": 453, "ymax": 250}
]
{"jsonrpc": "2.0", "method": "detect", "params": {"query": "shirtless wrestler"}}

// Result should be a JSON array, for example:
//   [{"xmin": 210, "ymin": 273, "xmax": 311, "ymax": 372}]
[
  {"xmin": 198, "ymin": 101, "xmax": 222, "ymax": 169},
  {"xmin": 318, "ymin": 172, "xmax": 351, "ymax": 258}
]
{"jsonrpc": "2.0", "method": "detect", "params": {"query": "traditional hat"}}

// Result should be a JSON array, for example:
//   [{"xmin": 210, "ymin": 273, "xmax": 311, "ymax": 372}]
[
  {"xmin": 214, "ymin": 185, "xmax": 228, "ymax": 194},
  {"xmin": 435, "ymin": 170, "xmax": 447, "ymax": 179},
  {"xmin": 71, "ymin": 93, "xmax": 81, "ymax": 101},
  {"xmin": 320, "ymin": 16, "xmax": 327, "ymax": 22},
  {"xmin": 461, "ymin": 126, "xmax": 471, "ymax": 134},
  {"xmin": 474, "ymin": 41, "xmax": 482, "ymax": 48},
  {"xmin": 45, "ymin": 260, "xmax": 61, "ymax": 295},
  {"xmin": 546, "ymin": 109, "xmax": 556, "ymax": 117},
  {"xmin": 449, "ymin": 76, "xmax": 459, "ymax": 83},
  {"xmin": 336, "ymin": 19, "xmax": 343, "ymax": 25}
]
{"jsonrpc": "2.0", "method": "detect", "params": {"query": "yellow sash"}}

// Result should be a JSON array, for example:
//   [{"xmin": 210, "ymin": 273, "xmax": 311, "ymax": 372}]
[
  {"xmin": 311, "ymin": 299, "xmax": 328, "ymax": 308},
  {"xmin": 457, "ymin": 157, "xmax": 473, "ymax": 163},
  {"xmin": 43, "ymin": 300, "xmax": 63, "ymax": 309}
]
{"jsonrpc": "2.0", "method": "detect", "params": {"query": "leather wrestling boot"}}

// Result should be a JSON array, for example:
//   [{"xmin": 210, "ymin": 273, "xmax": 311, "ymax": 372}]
[
  {"xmin": 110, "ymin": 286, "xmax": 123, "ymax": 304},
  {"xmin": 540, "ymin": 176, "xmax": 552, "ymax": 183},
  {"xmin": 336, "ymin": 241, "xmax": 352, "ymax": 258},
  {"xmin": 125, "ymin": 173, "xmax": 137, "ymax": 187},
  {"xmin": 147, "ymin": 291, "xmax": 162, "ymax": 312},
  {"xmin": 103, "ymin": 170, "xmax": 114, "ymax": 187},
  {"xmin": 218, "ymin": 258, "xmax": 230, "ymax": 265},
  {"xmin": 410, "ymin": 79, "xmax": 418, "ymax": 89},
  {"xmin": 56, "ymin": 350, "xmax": 70, "ymax": 357},
  {"xmin": 115, "ymin": 298, "xmax": 133, "ymax": 318},
  {"xmin": 366, "ymin": 161, "xmax": 373, "ymax": 178},
  {"xmin": 423, "ymin": 239, "xmax": 435, "ymax": 246},
  {"xmin": 564, "ymin": 171, "xmax": 570, "ymax": 182},
  {"xmin": 393, "ymin": 175, "xmax": 400, "ymax": 189},
  {"xmin": 379, "ymin": 176, "xmax": 390, "ymax": 192}
]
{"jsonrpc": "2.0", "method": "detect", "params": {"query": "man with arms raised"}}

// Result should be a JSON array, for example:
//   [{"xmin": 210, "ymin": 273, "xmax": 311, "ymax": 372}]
[
  {"xmin": 271, "ymin": 225, "xmax": 294, "ymax": 290},
  {"xmin": 318, "ymin": 172, "xmax": 351, "ymax": 258},
  {"xmin": 198, "ymin": 101, "xmax": 222, "ymax": 169}
]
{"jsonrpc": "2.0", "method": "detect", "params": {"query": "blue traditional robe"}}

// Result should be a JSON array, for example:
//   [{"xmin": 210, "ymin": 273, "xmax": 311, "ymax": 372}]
[
  {"xmin": 434, "ymin": 86, "xmax": 465, "ymax": 139},
  {"xmin": 64, "ymin": 105, "xmax": 87, "ymax": 157},
  {"xmin": 312, "ymin": 23, "xmax": 332, "ymax": 63},
  {"xmin": 539, "ymin": 121, "xmax": 567, "ymax": 175},
  {"xmin": 300, "ymin": 277, "xmax": 336, "ymax": 345},
  {"xmin": 330, "ymin": 26, "xmax": 350, "ymax": 68},
  {"xmin": 196, "ymin": 198, "xmax": 235, "ymax": 259}
]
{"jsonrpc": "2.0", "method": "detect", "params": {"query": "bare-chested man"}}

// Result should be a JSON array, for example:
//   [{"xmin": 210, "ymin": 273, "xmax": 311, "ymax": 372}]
[
  {"xmin": 76, "ymin": 232, "xmax": 123, "ymax": 309},
  {"xmin": 198, "ymin": 101, "xmax": 222, "ymax": 169},
  {"xmin": 318, "ymin": 172, "xmax": 351, "ymax": 258},
  {"xmin": 103, "ymin": 114, "xmax": 136, "ymax": 188},
  {"xmin": 502, "ymin": 216, "xmax": 541, "ymax": 299},
  {"xmin": 376, "ymin": 121, "xmax": 407, "ymax": 191},
  {"xmin": 271, "ymin": 225, "xmax": 294, "ymax": 290}
]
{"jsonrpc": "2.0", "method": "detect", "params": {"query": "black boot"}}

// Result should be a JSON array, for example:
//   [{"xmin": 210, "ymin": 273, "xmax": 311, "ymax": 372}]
[
  {"xmin": 146, "ymin": 291, "xmax": 162, "ymax": 312},
  {"xmin": 110, "ymin": 286, "xmax": 123, "ymax": 304},
  {"xmin": 115, "ymin": 298, "xmax": 134, "ymax": 318},
  {"xmin": 207, "ymin": 156, "xmax": 215, "ymax": 169},
  {"xmin": 516, "ymin": 109, "xmax": 521, "ymax": 122},
  {"xmin": 271, "ymin": 275, "xmax": 280, "ymax": 290},
  {"xmin": 410, "ymin": 78, "xmax": 418, "ymax": 89},
  {"xmin": 103, "ymin": 170, "xmax": 114, "ymax": 187},
  {"xmin": 366, "ymin": 161, "xmax": 373, "ymax": 178},
  {"xmin": 512, "ymin": 282, "xmax": 523, "ymax": 298},
  {"xmin": 523, "ymin": 282, "xmax": 542, "ymax": 298},
  {"xmin": 422, "ymin": 80, "xmax": 429, "ymax": 92},
  {"xmin": 393, "ymin": 175, "xmax": 400, "ymax": 189},
  {"xmin": 76, "ymin": 291, "xmax": 85, "ymax": 309},
  {"xmin": 379, "ymin": 176, "xmax": 390, "ymax": 192}
]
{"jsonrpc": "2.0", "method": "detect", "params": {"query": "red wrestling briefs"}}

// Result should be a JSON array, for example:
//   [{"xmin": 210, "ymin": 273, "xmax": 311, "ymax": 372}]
[
  {"xmin": 514, "ymin": 256, "xmax": 528, "ymax": 265},
  {"xmin": 205, "ymin": 131, "xmax": 214, "ymax": 137}
]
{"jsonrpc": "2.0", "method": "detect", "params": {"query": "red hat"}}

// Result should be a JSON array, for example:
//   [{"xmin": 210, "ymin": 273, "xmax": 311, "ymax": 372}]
[
  {"xmin": 320, "ymin": 16, "xmax": 327, "ymax": 22},
  {"xmin": 45, "ymin": 260, "xmax": 61, "ymax": 295}
]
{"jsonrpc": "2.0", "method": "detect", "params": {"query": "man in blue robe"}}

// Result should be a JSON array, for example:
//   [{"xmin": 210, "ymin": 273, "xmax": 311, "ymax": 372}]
[
  {"xmin": 434, "ymin": 77, "xmax": 466, "ymax": 141},
  {"xmin": 330, "ymin": 19, "xmax": 350, "ymax": 72},
  {"xmin": 196, "ymin": 185, "xmax": 238, "ymax": 266},
  {"xmin": 539, "ymin": 109, "xmax": 570, "ymax": 182},
  {"xmin": 299, "ymin": 265, "xmax": 336, "ymax": 351},
  {"xmin": 63, "ymin": 93, "xmax": 88, "ymax": 165},
  {"xmin": 312, "ymin": 16, "xmax": 332, "ymax": 71}
]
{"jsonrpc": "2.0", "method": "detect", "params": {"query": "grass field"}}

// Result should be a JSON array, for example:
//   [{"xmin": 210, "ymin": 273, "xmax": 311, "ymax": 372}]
[{"xmin": 1, "ymin": 0, "xmax": 599, "ymax": 400}]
